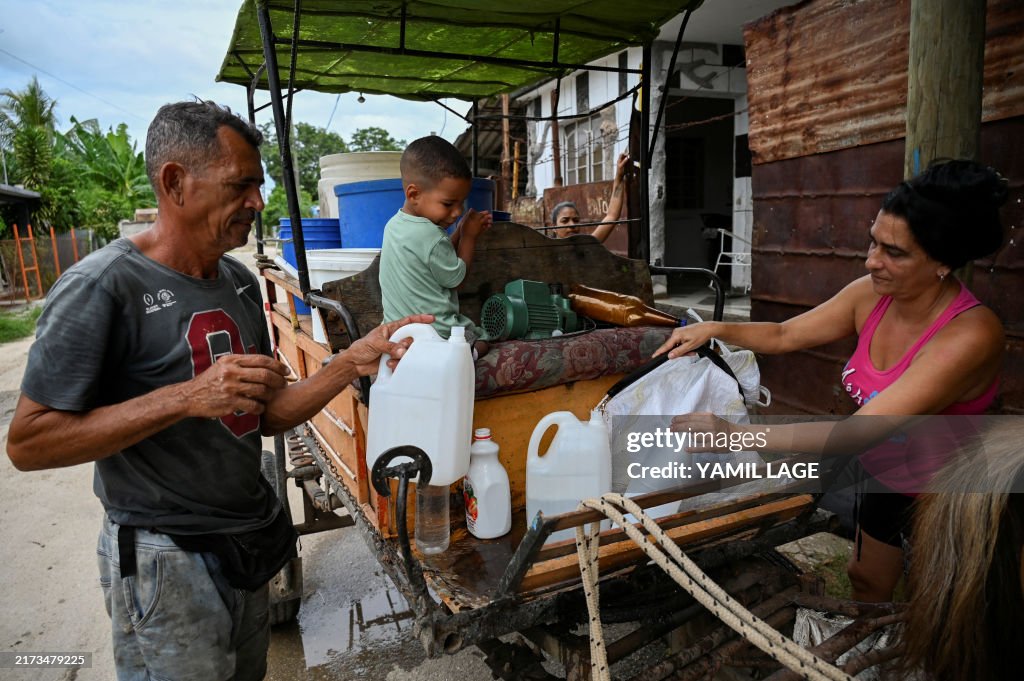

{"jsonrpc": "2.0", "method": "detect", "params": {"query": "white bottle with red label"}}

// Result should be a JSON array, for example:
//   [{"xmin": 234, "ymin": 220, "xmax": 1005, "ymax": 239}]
[{"xmin": 463, "ymin": 428, "xmax": 512, "ymax": 539}]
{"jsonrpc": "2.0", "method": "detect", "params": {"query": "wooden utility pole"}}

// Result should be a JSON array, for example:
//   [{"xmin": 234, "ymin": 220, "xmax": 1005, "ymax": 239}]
[
  {"xmin": 501, "ymin": 94, "xmax": 511, "ymax": 211},
  {"xmin": 904, "ymin": 0, "xmax": 987, "ymax": 178},
  {"xmin": 551, "ymin": 88, "xmax": 563, "ymax": 187}
]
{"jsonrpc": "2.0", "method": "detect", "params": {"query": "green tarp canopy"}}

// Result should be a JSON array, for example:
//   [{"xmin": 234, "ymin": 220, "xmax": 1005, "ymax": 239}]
[{"xmin": 217, "ymin": 0, "xmax": 703, "ymax": 101}]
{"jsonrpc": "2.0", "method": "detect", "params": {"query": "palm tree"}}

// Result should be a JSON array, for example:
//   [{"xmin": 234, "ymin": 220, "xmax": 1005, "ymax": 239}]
[
  {"xmin": 0, "ymin": 76, "xmax": 59, "ymax": 190},
  {"xmin": 60, "ymin": 118, "xmax": 153, "ymax": 207},
  {"xmin": 0, "ymin": 75, "xmax": 57, "ymax": 146}
]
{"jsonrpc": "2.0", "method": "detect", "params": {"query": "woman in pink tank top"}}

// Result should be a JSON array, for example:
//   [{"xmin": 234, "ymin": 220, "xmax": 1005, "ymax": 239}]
[{"xmin": 656, "ymin": 159, "xmax": 1009, "ymax": 602}]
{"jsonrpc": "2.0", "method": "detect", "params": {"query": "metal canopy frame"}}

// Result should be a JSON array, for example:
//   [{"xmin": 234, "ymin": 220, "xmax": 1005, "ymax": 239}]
[{"xmin": 228, "ymin": 0, "xmax": 693, "ymax": 301}]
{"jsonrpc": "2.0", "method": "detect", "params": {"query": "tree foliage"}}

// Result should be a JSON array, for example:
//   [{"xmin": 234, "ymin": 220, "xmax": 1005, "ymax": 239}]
[
  {"xmin": 258, "ymin": 123, "xmax": 407, "ymax": 205},
  {"xmin": 259, "ymin": 121, "xmax": 347, "ymax": 203},
  {"xmin": 0, "ymin": 76, "xmax": 58, "ymax": 149},
  {"xmin": 260, "ymin": 183, "xmax": 313, "ymax": 233},
  {"xmin": 0, "ymin": 78, "xmax": 150, "ymax": 240},
  {"xmin": 348, "ymin": 126, "xmax": 406, "ymax": 152},
  {"xmin": 59, "ymin": 118, "xmax": 154, "ymax": 240},
  {"xmin": 1, "ymin": 77, "xmax": 60, "ymax": 234}
]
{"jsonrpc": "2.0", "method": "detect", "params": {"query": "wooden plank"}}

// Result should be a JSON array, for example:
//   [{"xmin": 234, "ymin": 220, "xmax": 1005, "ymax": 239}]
[
  {"xmin": 263, "ymin": 267, "xmax": 302, "ymax": 298},
  {"xmin": 518, "ymin": 495, "xmax": 814, "ymax": 592},
  {"xmin": 533, "ymin": 489, "xmax": 800, "ymax": 562},
  {"xmin": 472, "ymin": 374, "xmax": 622, "ymax": 513},
  {"xmin": 320, "ymin": 221, "xmax": 653, "ymax": 345},
  {"xmin": 272, "ymin": 326, "xmax": 305, "ymax": 380}
]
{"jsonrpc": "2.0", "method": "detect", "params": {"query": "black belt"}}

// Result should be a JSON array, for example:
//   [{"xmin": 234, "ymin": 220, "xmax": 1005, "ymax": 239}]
[{"xmin": 118, "ymin": 524, "xmax": 137, "ymax": 578}]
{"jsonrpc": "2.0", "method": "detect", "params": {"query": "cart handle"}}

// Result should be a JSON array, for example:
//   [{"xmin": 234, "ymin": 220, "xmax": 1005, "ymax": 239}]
[{"xmin": 306, "ymin": 292, "xmax": 373, "ymax": 405}]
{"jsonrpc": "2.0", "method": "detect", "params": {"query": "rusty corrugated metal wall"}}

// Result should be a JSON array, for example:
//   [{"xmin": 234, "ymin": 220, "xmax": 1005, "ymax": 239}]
[{"xmin": 744, "ymin": 0, "xmax": 1024, "ymax": 415}]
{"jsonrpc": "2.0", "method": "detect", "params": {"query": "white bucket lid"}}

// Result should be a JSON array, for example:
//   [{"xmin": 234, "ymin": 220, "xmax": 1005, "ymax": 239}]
[{"xmin": 306, "ymin": 248, "xmax": 381, "ymax": 269}]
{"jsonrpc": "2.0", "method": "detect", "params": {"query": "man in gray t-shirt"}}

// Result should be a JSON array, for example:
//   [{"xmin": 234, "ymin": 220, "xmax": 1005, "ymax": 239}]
[{"xmin": 6, "ymin": 101, "xmax": 431, "ymax": 680}]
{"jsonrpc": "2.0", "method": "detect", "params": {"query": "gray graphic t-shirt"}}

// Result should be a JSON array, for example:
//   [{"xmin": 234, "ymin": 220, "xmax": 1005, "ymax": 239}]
[{"xmin": 22, "ymin": 239, "xmax": 276, "ymax": 534}]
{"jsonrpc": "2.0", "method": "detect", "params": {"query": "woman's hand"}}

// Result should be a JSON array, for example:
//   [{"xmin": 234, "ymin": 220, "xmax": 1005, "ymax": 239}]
[
  {"xmin": 669, "ymin": 412, "xmax": 734, "ymax": 452},
  {"xmin": 653, "ymin": 322, "xmax": 719, "ymax": 359},
  {"xmin": 613, "ymin": 152, "xmax": 630, "ymax": 185}
]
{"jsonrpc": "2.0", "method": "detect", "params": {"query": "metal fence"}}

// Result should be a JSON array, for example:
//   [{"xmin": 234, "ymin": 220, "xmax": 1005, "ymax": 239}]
[{"xmin": 0, "ymin": 229, "xmax": 96, "ymax": 303}]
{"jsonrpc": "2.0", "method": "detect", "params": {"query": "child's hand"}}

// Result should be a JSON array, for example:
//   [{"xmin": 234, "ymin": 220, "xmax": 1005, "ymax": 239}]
[{"xmin": 461, "ymin": 209, "xmax": 493, "ymax": 238}]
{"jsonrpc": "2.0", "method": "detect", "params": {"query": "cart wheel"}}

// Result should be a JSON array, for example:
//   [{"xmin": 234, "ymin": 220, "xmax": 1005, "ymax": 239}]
[
  {"xmin": 268, "ymin": 592, "xmax": 301, "ymax": 626},
  {"xmin": 264, "ymin": 550, "xmax": 303, "ymax": 628},
  {"xmin": 268, "ymin": 557, "xmax": 303, "ymax": 627}
]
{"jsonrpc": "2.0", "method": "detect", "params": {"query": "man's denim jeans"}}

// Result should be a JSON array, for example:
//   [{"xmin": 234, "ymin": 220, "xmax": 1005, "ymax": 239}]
[{"xmin": 97, "ymin": 516, "xmax": 270, "ymax": 681}]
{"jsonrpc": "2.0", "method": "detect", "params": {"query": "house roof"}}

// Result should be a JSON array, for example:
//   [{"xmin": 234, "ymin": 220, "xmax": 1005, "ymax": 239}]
[
  {"xmin": 0, "ymin": 183, "xmax": 41, "ymax": 205},
  {"xmin": 217, "ymin": 0, "xmax": 704, "ymax": 101}
]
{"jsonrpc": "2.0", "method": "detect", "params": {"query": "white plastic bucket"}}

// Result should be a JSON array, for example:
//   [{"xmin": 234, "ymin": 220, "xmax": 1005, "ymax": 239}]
[
  {"xmin": 307, "ymin": 248, "xmax": 380, "ymax": 343},
  {"xmin": 317, "ymin": 151, "xmax": 402, "ymax": 218}
]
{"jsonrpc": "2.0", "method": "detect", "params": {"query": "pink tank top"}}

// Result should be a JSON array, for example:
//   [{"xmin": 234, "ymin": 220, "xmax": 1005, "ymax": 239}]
[{"xmin": 842, "ymin": 282, "xmax": 998, "ymax": 494}]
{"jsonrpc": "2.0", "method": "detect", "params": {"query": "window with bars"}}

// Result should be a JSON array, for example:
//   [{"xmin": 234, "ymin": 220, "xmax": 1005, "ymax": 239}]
[
  {"xmin": 576, "ymin": 73, "xmax": 589, "ymax": 114},
  {"xmin": 562, "ymin": 113, "xmax": 606, "ymax": 185}
]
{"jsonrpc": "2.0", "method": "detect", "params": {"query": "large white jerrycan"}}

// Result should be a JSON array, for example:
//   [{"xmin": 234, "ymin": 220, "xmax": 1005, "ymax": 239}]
[
  {"xmin": 365, "ymin": 324, "xmax": 474, "ymax": 487},
  {"xmin": 526, "ymin": 410, "xmax": 612, "ymax": 543}
]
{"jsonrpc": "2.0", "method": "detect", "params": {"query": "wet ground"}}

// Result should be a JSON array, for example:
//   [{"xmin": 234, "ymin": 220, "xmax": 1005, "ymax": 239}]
[{"xmin": 265, "ymin": 479, "xmax": 494, "ymax": 680}]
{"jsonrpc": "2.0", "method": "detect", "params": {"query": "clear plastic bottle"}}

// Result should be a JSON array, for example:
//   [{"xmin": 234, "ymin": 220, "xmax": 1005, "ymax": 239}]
[
  {"xmin": 415, "ymin": 484, "xmax": 450, "ymax": 554},
  {"xmin": 464, "ymin": 428, "xmax": 512, "ymax": 539}
]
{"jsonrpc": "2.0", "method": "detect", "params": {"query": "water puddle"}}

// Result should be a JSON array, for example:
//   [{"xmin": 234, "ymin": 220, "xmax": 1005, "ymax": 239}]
[{"xmin": 299, "ymin": 581, "xmax": 416, "ymax": 671}]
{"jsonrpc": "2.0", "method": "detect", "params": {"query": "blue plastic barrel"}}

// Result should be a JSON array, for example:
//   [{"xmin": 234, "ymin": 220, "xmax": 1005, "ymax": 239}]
[
  {"xmin": 278, "ymin": 217, "xmax": 341, "ymax": 314},
  {"xmin": 334, "ymin": 178, "xmax": 495, "ymax": 248}
]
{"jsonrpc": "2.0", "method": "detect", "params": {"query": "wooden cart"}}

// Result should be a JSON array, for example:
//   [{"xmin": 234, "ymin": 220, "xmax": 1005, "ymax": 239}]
[
  {"xmin": 216, "ymin": 3, "xmax": 888, "ymax": 677},
  {"xmin": 257, "ymin": 222, "xmax": 826, "ymax": 677}
]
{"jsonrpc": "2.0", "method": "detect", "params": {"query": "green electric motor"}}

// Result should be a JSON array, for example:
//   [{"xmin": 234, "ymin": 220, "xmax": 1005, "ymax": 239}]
[{"xmin": 480, "ymin": 279, "xmax": 580, "ymax": 341}]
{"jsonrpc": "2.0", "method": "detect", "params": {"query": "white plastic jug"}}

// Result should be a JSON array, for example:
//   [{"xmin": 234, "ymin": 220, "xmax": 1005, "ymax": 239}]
[
  {"xmin": 464, "ymin": 428, "xmax": 512, "ymax": 539},
  {"xmin": 365, "ymin": 323, "xmax": 474, "ymax": 487},
  {"xmin": 526, "ymin": 410, "xmax": 612, "ymax": 543}
]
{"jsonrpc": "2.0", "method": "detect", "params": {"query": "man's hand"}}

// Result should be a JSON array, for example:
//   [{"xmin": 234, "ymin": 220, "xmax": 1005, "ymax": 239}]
[
  {"xmin": 460, "ymin": 208, "xmax": 493, "ymax": 239},
  {"xmin": 343, "ymin": 314, "xmax": 436, "ymax": 376},
  {"xmin": 180, "ymin": 354, "xmax": 289, "ymax": 417}
]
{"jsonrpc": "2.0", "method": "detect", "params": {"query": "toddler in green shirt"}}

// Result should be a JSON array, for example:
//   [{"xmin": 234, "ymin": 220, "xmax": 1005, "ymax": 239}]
[{"xmin": 379, "ymin": 135, "xmax": 492, "ymax": 358}]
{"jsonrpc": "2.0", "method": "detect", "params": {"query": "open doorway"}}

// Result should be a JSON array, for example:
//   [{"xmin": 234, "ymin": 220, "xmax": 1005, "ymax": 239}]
[{"xmin": 662, "ymin": 96, "xmax": 735, "ymax": 289}]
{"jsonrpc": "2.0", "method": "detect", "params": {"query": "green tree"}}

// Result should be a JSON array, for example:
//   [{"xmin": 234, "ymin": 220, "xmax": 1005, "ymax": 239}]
[
  {"xmin": 0, "ymin": 75, "xmax": 58, "ymax": 149},
  {"xmin": 0, "ymin": 77, "xmax": 60, "ymax": 233},
  {"xmin": 0, "ymin": 76, "xmax": 59, "ymax": 190},
  {"xmin": 259, "ymin": 121, "xmax": 347, "ymax": 203},
  {"xmin": 261, "ymin": 183, "xmax": 312, "ymax": 232},
  {"xmin": 60, "ymin": 117, "xmax": 154, "ymax": 210},
  {"xmin": 348, "ymin": 126, "xmax": 406, "ymax": 152}
]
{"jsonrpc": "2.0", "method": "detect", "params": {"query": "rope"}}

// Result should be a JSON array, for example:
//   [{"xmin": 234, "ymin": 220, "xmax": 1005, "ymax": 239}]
[{"xmin": 574, "ymin": 494, "xmax": 853, "ymax": 681}]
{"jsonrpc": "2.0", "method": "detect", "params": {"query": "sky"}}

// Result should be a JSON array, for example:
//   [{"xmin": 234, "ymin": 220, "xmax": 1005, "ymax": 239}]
[{"xmin": 0, "ymin": 0, "xmax": 472, "ymax": 157}]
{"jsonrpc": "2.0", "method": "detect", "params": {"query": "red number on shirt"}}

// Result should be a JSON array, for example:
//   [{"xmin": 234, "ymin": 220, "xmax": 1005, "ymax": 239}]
[{"xmin": 186, "ymin": 309, "xmax": 260, "ymax": 438}]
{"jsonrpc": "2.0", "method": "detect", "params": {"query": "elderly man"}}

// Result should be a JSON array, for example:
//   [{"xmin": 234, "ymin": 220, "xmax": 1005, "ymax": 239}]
[{"xmin": 6, "ymin": 100, "xmax": 429, "ymax": 680}]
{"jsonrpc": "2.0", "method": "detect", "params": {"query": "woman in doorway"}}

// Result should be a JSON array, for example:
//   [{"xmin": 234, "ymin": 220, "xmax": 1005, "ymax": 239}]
[
  {"xmin": 550, "ymin": 152, "xmax": 631, "ymax": 241},
  {"xmin": 654, "ymin": 159, "xmax": 1008, "ymax": 602}
]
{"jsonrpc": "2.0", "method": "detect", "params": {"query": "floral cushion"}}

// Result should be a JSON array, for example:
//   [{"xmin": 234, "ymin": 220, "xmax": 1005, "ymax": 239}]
[{"xmin": 474, "ymin": 326, "xmax": 674, "ymax": 399}]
